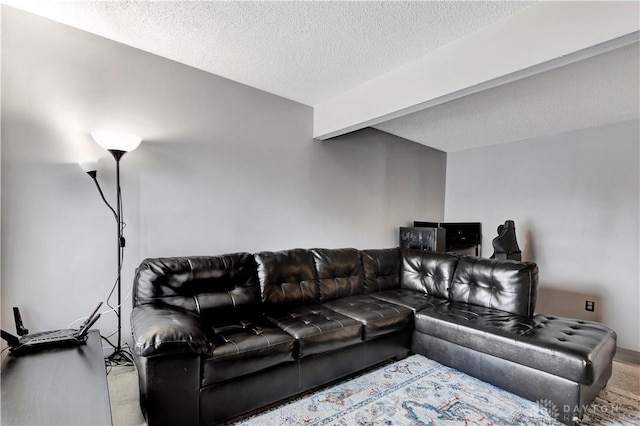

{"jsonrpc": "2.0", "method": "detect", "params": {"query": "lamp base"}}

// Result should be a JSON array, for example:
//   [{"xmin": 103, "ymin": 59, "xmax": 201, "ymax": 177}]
[
  {"xmin": 108, "ymin": 349, "xmax": 133, "ymax": 364},
  {"xmin": 102, "ymin": 338, "xmax": 134, "ymax": 366}
]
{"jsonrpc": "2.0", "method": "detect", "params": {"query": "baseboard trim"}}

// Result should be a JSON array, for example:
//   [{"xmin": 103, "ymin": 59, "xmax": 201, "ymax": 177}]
[{"xmin": 614, "ymin": 347, "xmax": 640, "ymax": 365}]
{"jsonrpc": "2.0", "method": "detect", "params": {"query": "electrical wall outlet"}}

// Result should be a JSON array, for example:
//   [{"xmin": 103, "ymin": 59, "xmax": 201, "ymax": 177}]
[{"xmin": 585, "ymin": 300, "xmax": 595, "ymax": 312}]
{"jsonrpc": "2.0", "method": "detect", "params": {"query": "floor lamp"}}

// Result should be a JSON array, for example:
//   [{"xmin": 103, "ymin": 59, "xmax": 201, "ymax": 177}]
[{"xmin": 79, "ymin": 131, "xmax": 141, "ymax": 363}]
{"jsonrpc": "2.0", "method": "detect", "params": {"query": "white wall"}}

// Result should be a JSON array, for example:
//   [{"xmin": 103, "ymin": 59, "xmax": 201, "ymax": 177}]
[
  {"xmin": 0, "ymin": 7, "xmax": 446, "ymax": 348},
  {"xmin": 445, "ymin": 120, "xmax": 640, "ymax": 352}
]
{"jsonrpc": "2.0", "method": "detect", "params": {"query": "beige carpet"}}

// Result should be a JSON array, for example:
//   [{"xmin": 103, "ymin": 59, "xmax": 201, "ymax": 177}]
[
  {"xmin": 608, "ymin": 360, "xmax": 640, "ymax": 395},
  {"xmin": 582, "ymin": 360, "xmax": 640, "ymax": 425},
  {"xmin": 108, "ymin": 360, "xmax": 639, "ymax": 426},
  {"xmin": 107, "ymin": 365, "xmax": 146, "ymax": 426}
]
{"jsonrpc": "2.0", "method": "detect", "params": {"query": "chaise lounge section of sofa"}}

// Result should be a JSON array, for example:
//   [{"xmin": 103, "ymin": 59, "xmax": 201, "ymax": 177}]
[{"xmin": 131, "ymin": 247, "xmax": 616, "ymax": 426}]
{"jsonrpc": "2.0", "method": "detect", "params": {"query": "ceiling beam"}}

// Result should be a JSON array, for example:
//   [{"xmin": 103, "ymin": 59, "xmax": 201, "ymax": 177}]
[{"xmin": 313, "ymin": 1, "xmax": 640, "ymax": 140}]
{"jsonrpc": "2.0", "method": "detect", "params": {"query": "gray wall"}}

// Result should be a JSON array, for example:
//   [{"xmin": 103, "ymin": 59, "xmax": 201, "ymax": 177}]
[
  {"xmin": 445, "ymin": 120, "xmax": 640, "ymax": 352},
  {"xmin": 1, "ymin": 7, "xmax": 446, "ymax": 346}
]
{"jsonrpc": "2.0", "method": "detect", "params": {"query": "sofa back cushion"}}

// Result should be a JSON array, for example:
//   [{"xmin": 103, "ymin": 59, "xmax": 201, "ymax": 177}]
[
  {"xmin": 450, "ymin": 256, "xmax": 539, "ymax": 317},
  {"xmin": 401, "ymin": 249, "xmax": 459, "ymax": 298},
  {"xmin": 254, "ymin": 249, "xmax": 320, "ymax": 306},
  {"xmin": 311, "ymin": 248, "xmax": 364, "ymax": 302},
  {"xmin": 361, "ymin": 248, "xmax": 401, "ymax": 293},
  {"xmin": 133, "ymin": 253, "xmax": 259, "ymax": 319}
]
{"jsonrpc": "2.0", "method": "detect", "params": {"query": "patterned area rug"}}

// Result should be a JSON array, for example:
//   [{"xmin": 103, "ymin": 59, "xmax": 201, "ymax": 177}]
[{"xmin": 235, "ymin": 355, "xmax": 640, "ymax": 426}]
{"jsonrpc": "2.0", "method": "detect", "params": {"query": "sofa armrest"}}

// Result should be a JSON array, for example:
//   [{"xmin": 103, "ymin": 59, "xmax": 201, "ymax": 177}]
[{"xmin": 131, "ymin": 304, "xmax": 213, "ymax": 357}]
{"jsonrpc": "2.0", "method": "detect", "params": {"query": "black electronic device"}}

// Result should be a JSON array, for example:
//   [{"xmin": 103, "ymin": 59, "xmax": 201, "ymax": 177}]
[
  {"xmin": 406, "ymin": 221, "xmax": 482, "ymax": 255},
  {"xmin": 1, "ymin": 303, "xmax": 102, "ymax": 355},
  {"xmin": 399, "ymin": 226, "xmax": 446, "ymax": 252},
  {"xmin": 413, "ymin": 221, "xmax": 439, "ymax": 228},
  {"xmin": 1, "ymin": 330, "xmax": 19, "ymax": 347},
  {"xmin": 439, "ymin": 222, "xmax": 482, "ymax": 254},
  {"xmin": 13, "ymin": 307, "xmax": 29, "ymax": 336}
]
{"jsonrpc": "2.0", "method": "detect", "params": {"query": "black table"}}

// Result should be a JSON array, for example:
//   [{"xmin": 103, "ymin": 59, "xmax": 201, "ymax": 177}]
[{"xmin": 1, "ymin": 330, "xmax": 112, "ymax": 425}]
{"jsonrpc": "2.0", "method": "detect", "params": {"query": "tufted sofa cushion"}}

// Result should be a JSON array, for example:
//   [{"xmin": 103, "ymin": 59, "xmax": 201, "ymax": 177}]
[
  {"xmin": 371, "ymin": 289, "xmax": 448, "ymax": 313},
  {"xmin": 450, "ymin": 256, "xmax": 538, "ymax": 317},
  {"xmin": 201, "ymin": 316, "xmax": 295, "ymax": 386},
  {"xmin": 133, "ymin": 253, "xmax": 259, "ymax": 318},
  {"xmin": 400, "ymin": 249, "xmax": 458, "ymax": 299},
  {"xmin": 255, "ymin": 249, "xmax": 320, "ymax": 306},
  {"xmin": 312, "ymin": 248, "xmax": 365, "ymax": 302},
  {"xmin": 323, "ymin": 295, "xmax": 412, "ymax": 339},
  {"xmin": 264, "ymin": 305, "xmax": 362, "ymax": 358},
  {"xmin": 414, "ymin": 303, "xmax": 616, "ymax": 385},
  {"xmin": 361, "ymin": 248, "xmax": 401, "ymax": 293},
  {"xmin": 526, "ymin": 315, "xmax": 617, "ymax": 386}
]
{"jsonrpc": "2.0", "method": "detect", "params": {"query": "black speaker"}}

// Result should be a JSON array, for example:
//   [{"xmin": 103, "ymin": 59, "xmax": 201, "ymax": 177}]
[
  {"xmin": 439, "ymin": 222, "xmax": 482, "ymax": 252},
  {"xmin": 399, "ymin": 226, "xmax": 446, "ymax": 252}
]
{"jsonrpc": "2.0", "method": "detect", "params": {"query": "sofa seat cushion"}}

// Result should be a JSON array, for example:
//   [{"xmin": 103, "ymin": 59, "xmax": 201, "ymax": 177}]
[
  {"xmin": 414, "ymin": 303, "xmax": 616, "ymax": 385},
  {"xmin": 265, "ymin": 305, "xmax": 363, "ymax": 358},
  {"xmin": 370, "ymin": 289, "xmax": 448, "ymax": 313},
  {"xmin": 323, "ymin": 295, "xmax": 412, "ymax": 340},
  {"xmin": 202, "ymin": 318, "xmax": 295, "ymax": 386}
]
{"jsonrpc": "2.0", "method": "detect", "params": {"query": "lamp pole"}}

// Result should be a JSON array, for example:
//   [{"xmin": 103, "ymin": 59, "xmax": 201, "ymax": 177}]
[
  {"xmin": 110, "ymin": 150, "xmax": 126, "ymax": 358},
  {"xmin": 81, "ymin": 132, "xmax": 140, "ymax": 365}
]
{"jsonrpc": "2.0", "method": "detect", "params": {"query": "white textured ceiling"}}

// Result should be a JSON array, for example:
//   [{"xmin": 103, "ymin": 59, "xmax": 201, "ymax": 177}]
[
  {"xmin": 3, "ymin": 0, "xmax": 532, "ymax": 106},
  {"xmin": 3, "ymin": 1, "xmax": 639, "ymax": 152},
  {"xmin": 374, "ymin": 42, "xmax": 640, "ymax": 152}
]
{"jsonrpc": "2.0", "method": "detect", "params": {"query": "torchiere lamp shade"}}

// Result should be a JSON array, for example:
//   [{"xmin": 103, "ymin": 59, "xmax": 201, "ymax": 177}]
[
  {"xmin": 90, "ymin": 131, "xmax": 141, "ymax": 153},
  {"xmin": 79, "ymin": 159, "xmax": 99, "ymax": 174}
]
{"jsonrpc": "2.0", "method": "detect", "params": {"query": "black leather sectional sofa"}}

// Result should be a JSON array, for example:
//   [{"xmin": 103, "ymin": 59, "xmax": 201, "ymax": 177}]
[{"xmin": 130, "ymin": 247, "xmax": 616, "ymax": 426}]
